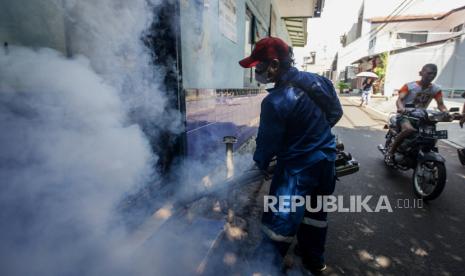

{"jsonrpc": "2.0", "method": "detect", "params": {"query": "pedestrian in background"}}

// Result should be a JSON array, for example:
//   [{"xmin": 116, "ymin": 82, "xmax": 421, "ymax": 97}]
[{"xmin": 360, "ymin": 77, "xmax": 374, "ymax": 106}]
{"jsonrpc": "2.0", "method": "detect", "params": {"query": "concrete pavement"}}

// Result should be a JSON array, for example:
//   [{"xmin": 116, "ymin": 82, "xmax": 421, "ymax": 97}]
[
  {"xmin": 197, "ymin": 97, "xmax": 465, "ymax": 275},
  {"xmin": 322, "ymin": 97, "xmax": 465, "ymax": 275}
]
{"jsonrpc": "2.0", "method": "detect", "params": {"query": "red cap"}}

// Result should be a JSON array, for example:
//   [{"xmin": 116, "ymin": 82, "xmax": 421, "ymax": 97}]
[{"xmin": 239, "ymin": 37, "xmax": 290, "ymax": 68}]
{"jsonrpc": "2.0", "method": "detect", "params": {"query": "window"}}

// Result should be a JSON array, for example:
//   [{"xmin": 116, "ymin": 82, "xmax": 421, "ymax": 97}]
[
  {"xmin": 304, "ymin": 52, "xmax": 316, "ymax": 65},
  {"xmin": 369, "ymin": 36, "xmax": 376, "ymax": 49},
  {"xmin": 397, "ymin": 31, "xmax": 428, "ymax": 45},
  {"xmin": 452, "ymin": 24, "xmax": 463, "ymax": 32}
]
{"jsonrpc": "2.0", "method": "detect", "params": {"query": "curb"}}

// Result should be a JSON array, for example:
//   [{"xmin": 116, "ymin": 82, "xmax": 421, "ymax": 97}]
[
  {"xmin": 441, "ymin": 139, "xmax": 462, "ymax": 150},
  {"xmin": 346, "ymin": 97, "xmax": 390, "ymax": 118}
]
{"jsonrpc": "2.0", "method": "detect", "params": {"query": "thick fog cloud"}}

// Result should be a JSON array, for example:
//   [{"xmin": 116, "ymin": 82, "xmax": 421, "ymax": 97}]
[
  {"xmin": 0, "ymin": 45, "xmax": 156, "ymax": 275},
  {"xmin": 0, "ymin": 0, "xmax": 177, "ymax": 275}
]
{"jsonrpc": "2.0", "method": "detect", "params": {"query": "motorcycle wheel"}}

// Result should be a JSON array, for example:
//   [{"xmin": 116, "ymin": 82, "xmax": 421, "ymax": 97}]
[{"xmin": 412, "ymin": 161, "xmax": 446, "ymax": 201}]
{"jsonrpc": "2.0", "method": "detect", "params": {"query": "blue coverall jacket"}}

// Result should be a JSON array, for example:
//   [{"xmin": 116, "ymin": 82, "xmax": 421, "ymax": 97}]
[{"xmin": 253, "ymin": 67, "xmax": 338, "ymax": 173}]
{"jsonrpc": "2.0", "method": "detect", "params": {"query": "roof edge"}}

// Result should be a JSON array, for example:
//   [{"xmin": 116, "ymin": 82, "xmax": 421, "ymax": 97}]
[{"xmin": 368, "ymin": 5, "xmax": 465, "ymax": 23}]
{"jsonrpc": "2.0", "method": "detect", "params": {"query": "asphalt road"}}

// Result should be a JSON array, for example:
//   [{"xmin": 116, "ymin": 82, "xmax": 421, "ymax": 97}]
[{"xmin": 323, "ymin": 97, "xmax": 465, "ymax": 275}]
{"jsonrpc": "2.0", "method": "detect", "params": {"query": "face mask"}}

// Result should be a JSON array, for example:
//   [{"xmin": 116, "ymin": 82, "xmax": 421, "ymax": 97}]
[
  {"xmin": 255, "ymin": 62, "xmax": 271, "ymax": 84},
  {"xmin": 255, "ymin": 70, "xmax": 269, "ymax": 84}
]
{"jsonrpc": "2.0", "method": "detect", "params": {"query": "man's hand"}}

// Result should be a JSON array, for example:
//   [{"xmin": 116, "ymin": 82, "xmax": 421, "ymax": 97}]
[
  {"xmin": 438, "ymin": 110, "xmax": 451, "ymax": 122},
  {"xmin": 250, "ymin": 163, "xmax": 272, "ymax": 180}
]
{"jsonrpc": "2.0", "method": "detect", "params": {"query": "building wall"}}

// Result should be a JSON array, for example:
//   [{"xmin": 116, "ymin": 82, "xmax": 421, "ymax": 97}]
[
  {"xmin": 180, "ymin": 0, "xmax": 245, "ymax": 90},
  {"xmin": 180, "ymin": 0, "xmax": 291, "ymax": 89},
  {"xmin": 370, "ymin": 9, "xmax": 465, "ymax": 43},
  {"xmin": 1, "ymin": 0, "xmax": 295, "ymax": 160},
  {"xmin": 180, "ymin": 0, "xmax": 294, "ymax": 159},
  {"xmin": 345, "ymin": 1, "xmax": 365, "ymax": 45},
  {"xmin": 337, "ymin": 1, "xmax": 465, "ymax": 80},
  {"xmin": 384, "ymin": 35, "xmax": 465, "ymax": 97},
  {"xmin": 0, "ymin": 0, "xmax": 68, "ymax": 54},
  {"xmin": 338, "ymin": 5, "xmax": 465, "ymax": 85},
  {"xmin": 0, "ymin": 0, "xmax": 292, "ymax": 91},
  {"xmin": 443, "ymin": 9, "xmax": 465, "ymax": 32}
]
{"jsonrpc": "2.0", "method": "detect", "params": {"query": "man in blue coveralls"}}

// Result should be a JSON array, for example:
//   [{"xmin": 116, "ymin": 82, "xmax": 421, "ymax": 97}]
[{"xmin": 239, "ymin": 37, "xmax": 342, "ymax": 274}]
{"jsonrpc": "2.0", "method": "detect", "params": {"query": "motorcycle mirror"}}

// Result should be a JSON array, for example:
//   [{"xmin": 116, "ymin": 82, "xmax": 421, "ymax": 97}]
[{"xmin": 449, "ymin": 107, "xmax": 460, "ymax": 112}]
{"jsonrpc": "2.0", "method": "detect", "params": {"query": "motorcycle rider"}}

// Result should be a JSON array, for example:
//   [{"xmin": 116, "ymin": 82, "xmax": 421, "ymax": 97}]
[{"xmin": 386, "ymin": 63, "xmax": 448, "ymax": 165}]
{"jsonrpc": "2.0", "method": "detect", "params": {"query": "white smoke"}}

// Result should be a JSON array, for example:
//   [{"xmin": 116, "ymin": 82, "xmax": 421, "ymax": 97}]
[
  {"xmin": 0, "ymin": 0, "xmax": 184, "ymax": 275},
  {"xmin": 0, "ymin": 45, "xmax": 154, "ymax": 276},
  {"xmin": 62, "ymin": 0, "xmax": 181, "ymax": 132}
]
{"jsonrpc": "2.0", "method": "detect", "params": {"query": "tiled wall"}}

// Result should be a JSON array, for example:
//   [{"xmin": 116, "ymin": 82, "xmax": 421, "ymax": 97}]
[{"xmin": 185, "ymin": 88, "xmax": 266, "ymax": 159}]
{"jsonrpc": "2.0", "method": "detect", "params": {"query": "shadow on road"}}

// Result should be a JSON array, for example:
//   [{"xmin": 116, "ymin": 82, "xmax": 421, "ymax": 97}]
[{"xmin": 326, "ymin": 125, "xmax": 465, "ymax": 275}]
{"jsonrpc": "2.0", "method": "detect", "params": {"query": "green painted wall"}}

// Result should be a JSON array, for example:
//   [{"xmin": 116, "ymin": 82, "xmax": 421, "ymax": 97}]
[
  {"xmin": 0, "ymin": 0, "xmax": 68, "ymax": 54},
  {"xmin": 180, "ymin": 0, "xmax": 291, "ymax": 89},
  {"xmin": 0, "ymin": 0, "xmax": 291, "ymax": 89}
]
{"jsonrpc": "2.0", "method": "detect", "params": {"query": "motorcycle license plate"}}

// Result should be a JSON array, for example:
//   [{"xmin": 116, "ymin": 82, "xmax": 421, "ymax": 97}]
[{"xmin": 420, "ymin": 128, "xmax": 448, "ymax": 139}]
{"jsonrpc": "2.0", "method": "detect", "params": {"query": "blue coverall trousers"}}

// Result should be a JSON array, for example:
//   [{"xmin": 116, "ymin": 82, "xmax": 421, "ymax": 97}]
[{"xmin": 255, "ymin": 159, "xmax": 336, "ymax": 270}]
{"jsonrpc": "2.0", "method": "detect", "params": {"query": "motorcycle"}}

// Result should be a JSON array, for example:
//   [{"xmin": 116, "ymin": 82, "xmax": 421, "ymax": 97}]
[{"xmin": 378, "ymin": 105, "xmax": 461, "ymax": 200}]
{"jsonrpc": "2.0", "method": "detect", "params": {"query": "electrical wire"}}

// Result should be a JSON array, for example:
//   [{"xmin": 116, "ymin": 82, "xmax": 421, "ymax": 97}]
[
  {"xmin": 369, "ymin": 0, "xmax": 418, "ymax": 38},
  {"xmin": 370, "ymin": 0, "xmax": 418, "ymax": 36},
  {"xmin": 339, "ymin": 0, "xmax": 420, "ymax": 59}
]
